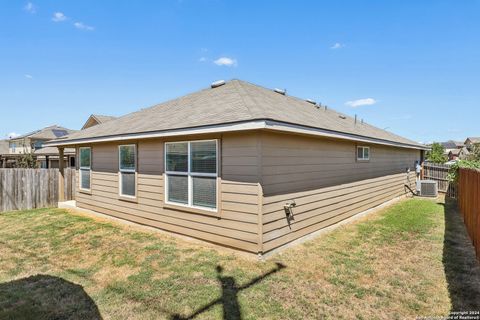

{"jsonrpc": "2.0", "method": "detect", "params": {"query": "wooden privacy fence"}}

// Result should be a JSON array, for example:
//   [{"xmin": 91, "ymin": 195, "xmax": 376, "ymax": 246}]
[
  {"xmin": 63, "ymin": 168, "xmax": 76, "ymax": 202},
  {"xmin": 422, "ymin": 162, "xmax": 458, "ymax": 198},
  {"xmin": 458, "ymin": 168, "xmax": 480, "ymax": 260},
  {"xmin": 0, "ymin": 168, "xmax": 76, "ymax": 212}
]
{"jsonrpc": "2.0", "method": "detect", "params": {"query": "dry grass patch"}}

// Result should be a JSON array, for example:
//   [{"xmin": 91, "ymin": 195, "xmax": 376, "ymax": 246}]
[{"xmin": 0, "ymin": 198, "xmax": 479, "ymax": 319}]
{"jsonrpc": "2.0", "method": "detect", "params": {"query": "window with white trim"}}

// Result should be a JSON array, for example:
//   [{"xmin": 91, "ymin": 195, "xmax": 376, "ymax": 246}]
[
  {"xmin": 165, "ymin": 140, "xmax": 217, "ymax": 210},
  {"xmin": 79, "ymin": 147, "xmax": 91, "ymax": 190},
  {"xmin": 119, "ymin": 145, "xmax": 136, "ymax": 197},
  {"xmin": 357, "ymin": 146, "xmax": 370, "ymax": 161}
]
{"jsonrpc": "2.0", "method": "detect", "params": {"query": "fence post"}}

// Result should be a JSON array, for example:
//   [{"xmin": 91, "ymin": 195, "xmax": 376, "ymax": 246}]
[{"xmin": 58, "ymin": 147, "xmax": 65, "ymax": 202}]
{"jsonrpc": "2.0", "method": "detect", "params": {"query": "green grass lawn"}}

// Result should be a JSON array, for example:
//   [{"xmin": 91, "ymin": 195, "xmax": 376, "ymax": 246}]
[{"xmin": 1, "ymin": 198, "xmax": 479, "ymax": 319}]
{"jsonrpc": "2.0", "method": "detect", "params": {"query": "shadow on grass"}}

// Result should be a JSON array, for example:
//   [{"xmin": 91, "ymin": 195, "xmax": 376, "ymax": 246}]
[
  {"xmin": 0, "ymin": 274, "xmax": 102, "ymax": 319},
  {"xmin": 443, "ymin": 198, "xmax": 480, "ymax": 311},
  {"xmin": 172, "ymin": 262, "xmax": 286, "ymax": 320}
]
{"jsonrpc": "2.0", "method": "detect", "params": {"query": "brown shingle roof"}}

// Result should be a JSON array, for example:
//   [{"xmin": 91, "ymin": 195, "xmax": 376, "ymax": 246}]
[
  {"xmin": 82, "ymin": 114, "xmax": 117, "ymax": 130},
  {"xmin": 93, "ymin": 115, "xmax": 117, "ymax": 123},
  {"xmin": 467, "ymin": 137, "xmax": 480, "ymax": 144},
  {"xmin": 33, "ymin": 147, "xmax": 76, "ymax": 155},
  {"xmin": 49, "ymin": 80, "xmax": 425, "ymax": 149},
  {"xmin": 13, "ymin": 125, "xmax": 76, "ymax": 141}
]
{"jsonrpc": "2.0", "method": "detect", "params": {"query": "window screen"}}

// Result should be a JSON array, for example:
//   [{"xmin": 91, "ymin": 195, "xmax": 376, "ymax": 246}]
[
  {"xmin": 192, "ymin": 176, "xmax": 216, "ymax": 208},
  {"xmin": 165, "ymin": 140, "xmax": 217, "ymax": 210},
  {"xmin": 81, "ymin": 169, "xmax": 91, "ymax": 190},
  {"xmin": 166, "ymin": 142, "xmax": 188, "ymax": 172},
  {"xmin": 80, "ymin": 148, "xmax": 91, "ymax": 168},
  {"xmin": 119, "ymin": 145, "xmax": 136, "ymax": 170},
  {"xmin": 167, "ymin": 175, "xmax": 188, "ymax": 204},
  {"xmin": 357, "ymin": 146, "xmax": 370, "ymax": 160},
  {"xmin": 121, "ymin": 172, "xmax": 136, "ymax": 197},
  {"xmin": 79, "ymin": 147, "xmax": 91, "ymax": 190},
  {"xmin": 191, "ymin": 141, "xmax": 216, "ymax": 173},
  {"xmin": 119, "ymin": 145, "xmax": 136, "ymax": 197}
]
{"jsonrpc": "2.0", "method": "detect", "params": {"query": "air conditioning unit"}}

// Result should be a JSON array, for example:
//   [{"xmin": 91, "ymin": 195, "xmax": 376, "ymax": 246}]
[{"xmin": 416, "ymin": 180, "xmax": 438, "ymax": 197}]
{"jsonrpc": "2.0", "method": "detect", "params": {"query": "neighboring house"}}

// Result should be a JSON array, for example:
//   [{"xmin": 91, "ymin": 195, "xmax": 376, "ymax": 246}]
[
  {"xmin": 448, "ymin": 147, "xmax": 470, "ymax": 161},
  {"xmin": 82, "ymin": 114, "xmax": 117, "ymax": 130},
  {"xmin": 465, "ymin": 137, "xmax": 480, "ymax": 151},
  {"xmin": 1, "ymin": 125, "xmax": 76, "ymax": 168},
  {"xmin": 47, "ymin": 80, "xmax": 427, "ymax": 255},
  {"xmin": 0, "ymin": 140, "xmax": 8, "ymax": 167},
  {"xmin": 441, "ymin": 140, "xmax": 463, "ymax": 149},
  {"xmin": 441, "ymin": 140, "xmax": 465, "ymax": 158}
]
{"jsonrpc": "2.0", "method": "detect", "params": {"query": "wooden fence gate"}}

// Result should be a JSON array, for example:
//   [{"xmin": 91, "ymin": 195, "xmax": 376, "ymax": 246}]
[
  {"xmin": 0, "ymin": 168, "xmax": 76, "ymax": 212},
  {"xmin": 422, "ymin": 162, "xmax": 458, "ymax": 198}
]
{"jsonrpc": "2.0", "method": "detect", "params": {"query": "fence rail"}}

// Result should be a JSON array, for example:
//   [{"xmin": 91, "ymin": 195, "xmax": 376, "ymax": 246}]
[
  {"xmin": 422, "ymin": 162, "xmax": 458, "ymax": 198},
  {"xmin": 458, "ymin": 168, "xmax": 480, "ymax": 260},
  {"xmin": 0, "ymin": 168, "xmax": 75, "ymax": 212}
]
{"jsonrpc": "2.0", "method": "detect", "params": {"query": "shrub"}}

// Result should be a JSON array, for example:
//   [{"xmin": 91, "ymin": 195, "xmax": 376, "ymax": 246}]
[{"xmin": 447, "ymin": 160, "xmax": 480, "ymax": 182}]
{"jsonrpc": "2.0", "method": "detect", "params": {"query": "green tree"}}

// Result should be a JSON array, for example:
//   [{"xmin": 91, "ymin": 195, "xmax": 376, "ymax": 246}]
[
  {"xmin": 468, "ymin": 143, "xmax": 480, "ymax": 161},
  {"xmin": 16, "ymin": 151, "xmax": 38, "ymax": 168},
  {"xmin": 426, "ymin": 142, "xmax": 448, "ymax": 164}
]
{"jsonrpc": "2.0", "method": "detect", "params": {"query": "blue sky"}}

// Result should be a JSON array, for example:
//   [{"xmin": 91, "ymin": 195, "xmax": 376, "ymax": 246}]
[{"xmin": 1, "ymin": 1, "xmax": 479, "ymax": 143}]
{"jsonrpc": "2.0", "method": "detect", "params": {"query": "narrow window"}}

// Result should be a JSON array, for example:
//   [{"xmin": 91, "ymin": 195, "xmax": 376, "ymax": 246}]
[
  {"xmin": 165, "ymin": 140, "xmax": 217, "ymax": 210},
  {"xmin": 119, "ymin": 145, "xmax": 136, "ymax": 197},
  {"xmin": 79, "ymin": 147, "xmax": 91, "ymax": 190},
  {"xmin": 357, "ymin": 146, "xmax": 370, "ymax": 161}
]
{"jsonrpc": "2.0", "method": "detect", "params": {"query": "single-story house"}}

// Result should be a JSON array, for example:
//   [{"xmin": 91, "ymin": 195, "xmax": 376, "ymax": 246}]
[
  {"xmin": 82, "ymin": 114, "xmax": 117, "ymax": 130},
  {"xmin": 46, "ymin": 80, "xmax": 427, "ymax": 255}
]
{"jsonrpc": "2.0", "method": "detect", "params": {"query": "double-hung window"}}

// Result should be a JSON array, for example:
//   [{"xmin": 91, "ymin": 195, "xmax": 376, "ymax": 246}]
[
  {"xmin": 79, "ymin": 147, "xmax": 91, "ymax": 191},
  {"xmin": 165, "ymin": 140, "xmax": 217, "ymax": 211},
  {"xmin": 357, "ymin": 146, "xmax": 370, "ymax": 161},
  {"xmin": 119, "ymin": 145, "xmax": 136, "ymax": 198}
]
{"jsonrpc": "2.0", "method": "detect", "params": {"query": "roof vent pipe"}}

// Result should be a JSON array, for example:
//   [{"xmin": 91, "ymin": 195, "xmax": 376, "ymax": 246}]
[
  {"xmin": 274, "ymin": 88, "xmax": 286, "ymax": 95},
  {"xmin": 211, "ymin": 80, "xmax": 226, "ymax": 88},
  {"xmin": 306, "ymin": 99, "xmax": 316, "ymax": 105}
]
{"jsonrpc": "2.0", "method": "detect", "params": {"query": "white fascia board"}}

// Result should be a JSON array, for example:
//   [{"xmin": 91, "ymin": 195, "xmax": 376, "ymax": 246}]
[
  {"xmin": 44, "ymin": 120, "xmax": 267, "ymax": 147},
  {"xmin": 45, "ymin": 119, "xmax": 427, "ymax": 150},
  {"xmin": 264, "ymin": 120, "xmax": 428, "ymax": 150}
]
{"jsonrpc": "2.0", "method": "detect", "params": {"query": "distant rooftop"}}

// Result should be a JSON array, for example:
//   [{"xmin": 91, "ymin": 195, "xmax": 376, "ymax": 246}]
[
  {"xmin": 11, "ymin": 125, "xmax": 76, "ymax": 141},
  {"xmin": 82, "ymin": 114, "xmax": 118, "ymax": 130}
]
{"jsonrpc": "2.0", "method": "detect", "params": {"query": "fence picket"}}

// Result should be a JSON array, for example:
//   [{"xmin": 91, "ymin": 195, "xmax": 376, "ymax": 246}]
[
  {"xmin": 458, "ymin": 168, "xmax": 480, "ymax": 260},
  {"xmin": 0, "ymin": 168, "xmax": 76, "ymax": 212}
]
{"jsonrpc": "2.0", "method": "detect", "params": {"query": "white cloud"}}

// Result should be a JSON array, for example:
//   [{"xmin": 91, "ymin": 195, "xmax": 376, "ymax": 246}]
[
  {"xmin": 74, "ymin": 22, "xmax": 94, "ymax": 31},
  {"xmin": 330, "ymin": 42, "xmax": 345, "ymax": 49},
  {"xmin": 52, "ymin": 12, "xmax": 67, "ymax": 22},
  {"xmin": 213, "ymin": 57, "xmax": 237, "ymax": 67},
  {"xmin": 198, "ymin": 57, "xmax": 207, "ymax": 62},
  {"xmin": 24, "ymin": 2, "xmax": 36, "ymax": 14},
  {"xmin": 8, "ymin": 132, "xmax": 20, "ymax": 139},
  {"xmin": 24, "ymin": 74, "xmax": 33, "ymax": 79},
  {"xmin": 345, "ymin": 98, "xmax": 377, "ymax": 107}
]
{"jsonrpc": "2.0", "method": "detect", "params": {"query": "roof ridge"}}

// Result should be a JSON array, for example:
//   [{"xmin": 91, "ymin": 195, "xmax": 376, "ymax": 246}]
[{"xmin": 47, "ymin": 79, "xmax": 424, "ymax": 149}]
